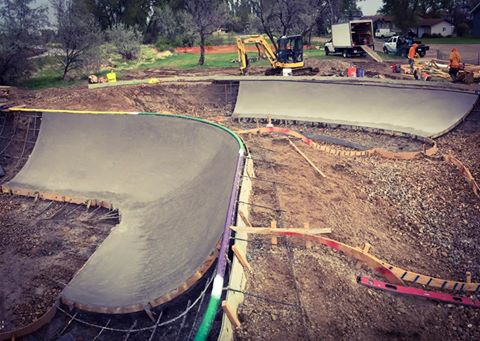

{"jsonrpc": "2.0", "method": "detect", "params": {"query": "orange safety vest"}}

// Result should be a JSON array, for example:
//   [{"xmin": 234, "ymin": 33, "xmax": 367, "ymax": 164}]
[
  {"xmin": 408, "ymin": 44, "xmax": 418, "ymax": 59},
  {"xmin": 450, "ymin": 49, "xmax": 461, "ymax": 68}
]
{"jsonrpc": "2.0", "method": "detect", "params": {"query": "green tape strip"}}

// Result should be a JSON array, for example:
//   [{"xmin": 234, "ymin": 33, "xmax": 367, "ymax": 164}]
[{"xmin": 194, "ymin": 295, "xmax": 221, "ymax": 341}]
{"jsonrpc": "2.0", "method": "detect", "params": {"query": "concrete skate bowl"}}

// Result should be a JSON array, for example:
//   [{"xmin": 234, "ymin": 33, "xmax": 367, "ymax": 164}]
[
  {"xmin": 233, "ymin": 79, "xmax": 479, "ymax": 138},
  {"xmin": 0, "ymin": 112, "xmax": 244, "ymax": 338}
]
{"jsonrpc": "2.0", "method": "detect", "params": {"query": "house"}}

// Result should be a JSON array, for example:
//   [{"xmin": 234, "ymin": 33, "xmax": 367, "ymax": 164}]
[
  {"xmin": 415, "ymin": 18, "xmax": 454, "ymax": 38},
  {"xmin": 364, "ymin": 15, "xmax": 400, "ymax": 33},
  {"xmin": 471, "ymin": 2, "xmax": 480, "ymax": 37}
]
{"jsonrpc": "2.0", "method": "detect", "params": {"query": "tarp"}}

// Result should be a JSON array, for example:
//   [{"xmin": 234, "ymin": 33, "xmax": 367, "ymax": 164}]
[
  {"xmin": 6, "ymin": 113, "xmax": 241, "ymax": 311},
  {"xmin": 233, "ymin": 80, "xmax": 478, "ymax": 137}
]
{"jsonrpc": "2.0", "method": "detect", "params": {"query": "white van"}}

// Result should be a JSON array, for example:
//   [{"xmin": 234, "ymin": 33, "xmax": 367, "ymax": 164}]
[{"xmin": 375, "ymin": 28, "xmax": 396, "ymax": 39}]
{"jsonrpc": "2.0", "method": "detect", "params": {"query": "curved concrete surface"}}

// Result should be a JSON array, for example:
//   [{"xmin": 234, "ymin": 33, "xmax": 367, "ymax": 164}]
[
  {"xmin": 233, "ymin": 80, "xmax": 478, "ymax": 137},
  {"xmin": 6, "ymin": 113, "xmax": 241, "ymax": 311}
]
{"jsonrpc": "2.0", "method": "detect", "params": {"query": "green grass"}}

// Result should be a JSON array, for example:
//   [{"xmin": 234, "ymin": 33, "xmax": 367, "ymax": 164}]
[
  {"xmin": 21, "ymin": 44, "xmax": 329, "ymax": 89},
  {"xmin": 304, "ymin": 48, "xmax": 328, "ymax": 59},
  {"xmin": 420, "ymin": 37, "xmax": 480, "ymax": 44}
]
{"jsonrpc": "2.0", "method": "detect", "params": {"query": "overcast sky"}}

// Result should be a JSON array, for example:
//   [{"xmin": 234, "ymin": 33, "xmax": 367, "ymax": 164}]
[{"xmin": 359, "ymin": 0, "xmax": 383, "ymax": 15}]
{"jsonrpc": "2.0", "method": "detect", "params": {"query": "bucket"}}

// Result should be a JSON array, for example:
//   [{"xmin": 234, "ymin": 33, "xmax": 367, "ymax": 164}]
[
  {"xmin": 282, "ymin": 68, "xmax": 293, "ymax": 77},
  {"xmin": 347, "ymin": 66, "xmax": 357, "ymax": 77}
]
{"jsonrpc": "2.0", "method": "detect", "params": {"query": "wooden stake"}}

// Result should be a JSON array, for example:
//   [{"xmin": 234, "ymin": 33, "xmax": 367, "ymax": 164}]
[
  {"xmin": 362, "ymin": 242, "xmax": 372, "ymax": 254},
  {"xmin": 222, "ymin": 300, "xmax": 241, "ymax": 328},
  {"xmin": 232, "ymin": 245, "xmax": 252, "ymax": 272},
  {"xmin": 356, "ymin": 242, "xmax": 372, "ymax": 269},
  {"xmin": 288, "ymin": 139, "xmax": 326, "ymax": 178},
  {"xmin": 239, "ymin": 210, "xmax": 252, "ymax": 227},
  {"xmin": 305, "ymin": 222, "xmax": 312, "ymax": 249},
  {"xmin": 466, "ymin": 272, "xmax": 472, "ymax": 284},
  {"xmin": 271, "ymin": 220, "xmax": 277, "ymax": 246}
]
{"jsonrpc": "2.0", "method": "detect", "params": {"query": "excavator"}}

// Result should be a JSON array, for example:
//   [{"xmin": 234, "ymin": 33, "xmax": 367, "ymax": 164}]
[{"xmin": 236, "ymin": 34, "xmax": 318, "ymax": 76}]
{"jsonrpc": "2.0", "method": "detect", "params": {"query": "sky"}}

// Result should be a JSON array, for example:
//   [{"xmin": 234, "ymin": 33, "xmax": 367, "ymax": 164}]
[{"xmin": 358, "ymin": 0, "xmax": 383, "ymax": 15}]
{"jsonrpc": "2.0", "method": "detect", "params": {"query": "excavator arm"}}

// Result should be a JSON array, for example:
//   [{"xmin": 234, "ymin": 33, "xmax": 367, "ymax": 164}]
[{"xmin": 236, "ymin": 35, "xmax": 280, "ymax": 75}]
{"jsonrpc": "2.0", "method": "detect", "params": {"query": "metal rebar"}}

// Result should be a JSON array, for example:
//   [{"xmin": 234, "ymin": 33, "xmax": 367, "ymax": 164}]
[
  {"xmin": 238, "ymin": 200, "xmax": 286, "ymax": 212},
  {"xmin": 0, "ymin": 118, "xmax": 18, "ymax": 155},
  {"xmin": 186, "ymin": 277, "xmax": 209, "ymax": 341},
  {"xmin": 174, "ymin": 300, "xmax": 191, "ymax": 341},
  {"xmin": 147, "ymin": 311, "xmax": 163, "ymax": 341},
  {"xmin": 240, "ymin": 175, "xmax": 290, "ymax": 186},
  {"xmin": 93, "ymin": 319, "xmax": 111, "ymax": 341},
  {"xmin": 226, "ymin": 288, "xmax": 299, "ymax": 308},
  {"xmin": 250, "ymin": 158, "xmax": 289, "ymax": 167},
  {"xmin": 55, "ymin": 274, "xmax": 215, "ymax": 333},
  {"xmin": 123, "ymin": 320, "xmax": 137, "ymax": 341},
  {"xmin": 58, "ymin": 311, "xmax": 78, "ymax": 336}
]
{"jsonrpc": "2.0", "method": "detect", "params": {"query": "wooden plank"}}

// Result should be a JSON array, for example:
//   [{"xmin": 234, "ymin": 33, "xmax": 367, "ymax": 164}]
[
  {"xmin": 305, "ymin": 222, "xmax": 312, "ymax": 249},
  {"xmin": 230, "ymin": 225, "xmax": 331, "ymax": 235},
  {"xmin": 238, "ymin": 210, "xmax": 253, "ymax": 227},
  {"xmin": 271, "ymin": 220, "xmax": 278, "ymax": 246},
  {"xmin": 221, "ymin": 301, "xmax": 241, "ymax": 328},
  {"xmin": 288, "ymin": 139, "xmax": 326, "ymax": 178},
  {"xmin": 232, "ymin": 245, "xmax": 252, "ymax": 272},
  {"xmin": 361, "ymin": 45, "xmax": 383, "ymax": 63}
]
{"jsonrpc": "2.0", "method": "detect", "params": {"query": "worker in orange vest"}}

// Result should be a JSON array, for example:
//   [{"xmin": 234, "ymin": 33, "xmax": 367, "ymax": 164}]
[
  {"xmin": 408, "ymin": 43, "xmax": 418, "ymax": 73},
  {"xmin": 449, "ymin": 48, "xmax": 462, "ymax": 81}
]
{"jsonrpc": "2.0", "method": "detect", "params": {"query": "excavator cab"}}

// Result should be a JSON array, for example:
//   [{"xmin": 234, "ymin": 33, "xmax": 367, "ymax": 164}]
[{"xmin": 277, "ymin": 35, "xmax": 304, "ymax": 64}]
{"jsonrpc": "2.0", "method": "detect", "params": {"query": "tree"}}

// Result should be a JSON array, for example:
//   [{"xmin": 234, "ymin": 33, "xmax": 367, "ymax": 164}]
[
  {"xmin": 144, "ymin": 3, "xmax": 194, "ymax": 45},
  {"xmin": 184, "ymin": 0, "xmax": 227, "ymax": 65},
  {"xmin": 381, "ymin": 0, "xmax": 421, "ymax": 33},
  {"xmin": 82, "ymin": 0, "xmax": 154, "ymax": 31},
  {"xmin": 52, "ymin": 0, "xmax": 102, "ymax": 79},
  {"xmin": 0, "ymin": 0, "xmax": 48, "ymax": 84},
  {"xmin": 250, "ymin": 0, "xmax": 356, "ymax": 48},
  {"xmin": 106, "ymin": 25, "xmax": 142, "ymax": 60}
]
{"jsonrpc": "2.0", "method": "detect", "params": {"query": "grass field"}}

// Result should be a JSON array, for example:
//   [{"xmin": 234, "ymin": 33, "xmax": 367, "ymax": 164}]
[{"xmin": 23, "ymin": 45, "xmax": 328, "ymax": 89}]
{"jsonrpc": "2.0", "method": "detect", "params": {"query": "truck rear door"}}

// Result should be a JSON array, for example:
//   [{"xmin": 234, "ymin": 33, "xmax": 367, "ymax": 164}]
[{"xmin": 332, "ymin": 23, "xmax": 352, "ymax": 48}]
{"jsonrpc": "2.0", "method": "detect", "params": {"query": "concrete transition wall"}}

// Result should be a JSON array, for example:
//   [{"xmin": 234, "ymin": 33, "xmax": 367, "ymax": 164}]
[
  {"xmin": 6, "ymin": 113, "xmax": 241, "ymax": 311},
  {"xmin": 233, "ymin": 80, "xmax": 478, "ymax": 138}
]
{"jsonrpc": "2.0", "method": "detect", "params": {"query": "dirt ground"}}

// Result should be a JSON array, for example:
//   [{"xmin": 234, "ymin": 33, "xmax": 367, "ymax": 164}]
[
  {"xmin": 0, "ymin": 113, "xmax": 117, "ymax": 332},
  {"xmin": 1, "ymin": 77, "xmax": 479, "ymax": 339}
]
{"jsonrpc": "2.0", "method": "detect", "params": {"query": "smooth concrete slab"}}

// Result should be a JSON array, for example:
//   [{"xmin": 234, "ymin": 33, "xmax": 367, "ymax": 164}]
[
  {"xmin": 6, "ymin": 113, "xmax": 241, "ymax": 311},
  {"xmin": 233, "ymin": 80, "xmax": 478, "ymax": 137}
]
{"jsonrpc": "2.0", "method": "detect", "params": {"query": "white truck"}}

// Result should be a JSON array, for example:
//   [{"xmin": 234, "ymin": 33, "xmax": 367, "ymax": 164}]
[
  {"xmin": 325, "ymin": 20, "xmax": 375, "ymax": 58},
  {"xmin": 375, "ymin": 28, "xmax": 396, "ymax": 39}
]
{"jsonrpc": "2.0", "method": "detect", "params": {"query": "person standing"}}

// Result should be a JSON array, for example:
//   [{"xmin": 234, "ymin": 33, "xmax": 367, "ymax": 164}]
[
  {"xmin": 408, "ymin": 43, "xmax": 418, "ymax": 73},
  {"xmin": 449, "ymin": 48, "xmax": 462, "ymax": 81}
]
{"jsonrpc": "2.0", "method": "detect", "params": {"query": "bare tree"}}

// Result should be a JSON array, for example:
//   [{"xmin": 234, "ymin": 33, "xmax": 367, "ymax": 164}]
[
  {"xmin": 106, "ymin": 25, "xmax": 142, "ymax": 61},
  {"xmin": 0, "ymin": 0, "xmax": 48, "ymax": 84},
  {"xmin": 51, "ymin": 0, "xmax": 101, "ymax": 79},
  {"xmin": 251, "ymin": 0, "xmax": 361, "ymax": 47},
  {"xmin": 251, "ymin": 0, "xmax": 281, "ymax": 50},
  {"xmin": 185, "ymin": 0, "xmax": 227, "ymax": 65}
]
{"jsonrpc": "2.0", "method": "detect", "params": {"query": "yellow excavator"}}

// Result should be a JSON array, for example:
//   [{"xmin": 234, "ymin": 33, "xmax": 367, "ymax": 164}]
[{"xmin": 236, "ymin": 34, "xmax": 318, "ymax": 76}]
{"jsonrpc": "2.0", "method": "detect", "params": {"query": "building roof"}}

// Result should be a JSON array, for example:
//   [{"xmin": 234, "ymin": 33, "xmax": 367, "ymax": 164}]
[
  {"xmin": 363, "ymin": 15, "xmax": 394, "ymax": 22},
  {"xmin": 417, "ymin": 18, "xmax": 453, "ymax": 27}
]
